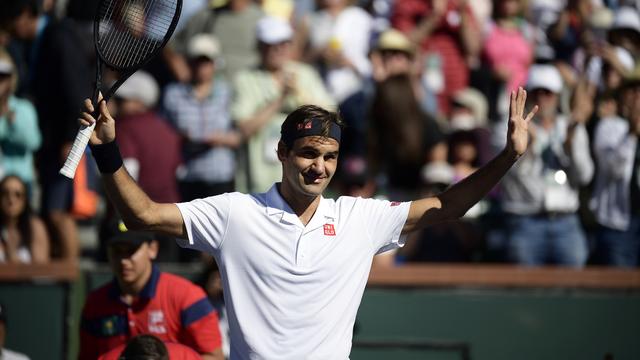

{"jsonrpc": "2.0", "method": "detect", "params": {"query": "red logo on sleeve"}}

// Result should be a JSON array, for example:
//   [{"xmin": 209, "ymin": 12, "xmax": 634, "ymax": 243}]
[
  {"xmin": 390, "ymin": 201, "xmax": 401, "ymax": 206},
  {"xmin": 323, "ymin": 224, "xmax": 336, "ymax": 236}
]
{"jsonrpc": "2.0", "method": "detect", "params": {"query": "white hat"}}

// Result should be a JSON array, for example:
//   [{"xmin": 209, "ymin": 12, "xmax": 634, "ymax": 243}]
[
  {"xmin": 187, "ymin": 34, "xmax": 221, "ymax": 60},
  {"xmin": 421, "ymin": 162, "xmax": 454, "ymax": 186},
  {"xmin": 256, "ymin": 16, "xmax": 293, "ymax": 44},
  {"xmin": 613, "ymin": 46, "xmax": 635, "ymax": 72},
  {"xmin": 526, "ymin": 64, "xmax": 563, "ymax": 93},
  {"xmin": 0, "ymin": 59, "xmax": 13, "ymax": 75},
  {"xmin": 611, "ymin": 6, "xmax": 640, "ymax": 33},
  {"xmin": 115, "ymin": 71, "xmax": 159, "ymax": 108},
  {"xmin": 451, "ymin": 88, "xmax": 488, "ymax": 125}
]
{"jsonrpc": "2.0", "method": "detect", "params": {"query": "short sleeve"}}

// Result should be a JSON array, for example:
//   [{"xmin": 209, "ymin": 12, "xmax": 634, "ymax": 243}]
[
  {"xmin": 176, "ymin": 193, "xmax": 233, "ymax": 252},
  {"xmin": 357, "ymin": 198, "xmax": 411, "ymax": 254}
]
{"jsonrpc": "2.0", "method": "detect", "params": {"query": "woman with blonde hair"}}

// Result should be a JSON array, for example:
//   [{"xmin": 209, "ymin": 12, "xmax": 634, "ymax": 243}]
[{"xmin": 0, "ymin": 48, "xmax": 42, "ymax": 192}]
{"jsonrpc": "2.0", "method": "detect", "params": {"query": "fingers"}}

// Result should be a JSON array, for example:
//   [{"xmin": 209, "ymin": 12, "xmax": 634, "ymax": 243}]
[
  {"xmin": 79, "ymin": 111, "xmax": 95, "ymax": 127},
  {"xmin": 510, "ymin": 90, "xmax": 517, "ymax": 118},
  {"xmin": 525, "ymin": 105, "xmax": 539, "ymax": 122},
  {"xmin": 84, "ymin": 98, "xmax": 94, "ymax": 113}
]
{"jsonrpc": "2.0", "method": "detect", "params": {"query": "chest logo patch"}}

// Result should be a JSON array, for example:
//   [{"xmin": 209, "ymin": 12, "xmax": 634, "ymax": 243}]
[
  {"xmin": 323, "ymin": 224, "xmax": 336, "ymax": 236},
  {"xmin": 148, "ymin": 310, "xmax": 167, "ymax": 334}
]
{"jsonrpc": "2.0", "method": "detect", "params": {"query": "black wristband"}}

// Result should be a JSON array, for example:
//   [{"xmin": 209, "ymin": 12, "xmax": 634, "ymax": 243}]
[{"xmin": 90, "ymin": 140, "xmax": 123, "ymax": 174}]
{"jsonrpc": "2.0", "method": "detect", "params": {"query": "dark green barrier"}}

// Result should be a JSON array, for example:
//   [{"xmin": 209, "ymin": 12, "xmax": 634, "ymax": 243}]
[
  {"xmin": 0, "ymin": 283, "xmax": 68, "ymax": 360},
  {"xmin": 352, "ymin": 288, "xmax": 640, "ymax": 360}
]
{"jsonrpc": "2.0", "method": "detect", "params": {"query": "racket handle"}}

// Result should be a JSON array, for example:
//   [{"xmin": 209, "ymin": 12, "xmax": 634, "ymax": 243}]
[{"xmin": 59, "ymin": 123, "xmax": 96, "ymax": 179}]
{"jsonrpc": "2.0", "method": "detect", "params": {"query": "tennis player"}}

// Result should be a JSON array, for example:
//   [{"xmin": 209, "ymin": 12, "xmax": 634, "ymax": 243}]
[{"xmin": 80, "ymin": 88, "xmax": 537, "ymax": 359}]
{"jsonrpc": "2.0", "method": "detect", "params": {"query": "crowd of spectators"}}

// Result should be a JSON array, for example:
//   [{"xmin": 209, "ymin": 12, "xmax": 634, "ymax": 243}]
[{"xmin": 0, "ymin": 0, "xmax": 638, "ymax": 269}]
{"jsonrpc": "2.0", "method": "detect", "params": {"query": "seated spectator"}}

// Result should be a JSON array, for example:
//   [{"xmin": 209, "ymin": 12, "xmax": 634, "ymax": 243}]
[
  {"xmin": 232, "ymin": 16, "xmax": 334, "ymax": 192},
  {"xmin": 79, "ymin": 231, "xmax": 223, "ymax": 360},
  {"xmin": 163, "ymin": 34, "xmax": 240, "ymax": 201},
  {"xmin": 0, "ymin": 175, "xmax": 49, "ymax": 264},
  {"xmin": 0, "ymin": 49, "xmax": 41, "ymax": 192},
  {"xmin": 98, "ymin": 334, "xmax": 201, "ymax": 360},
  {"xmin": 589, "ymin": 67, "xmax": 640, "ymax": 267},
  {"xmin": 499, "ymin": 64, "xmax": 594, "ymax": 267},
  {"xmin": 0, "ymin": 303, "xmax": 30, "ymax": 360}
]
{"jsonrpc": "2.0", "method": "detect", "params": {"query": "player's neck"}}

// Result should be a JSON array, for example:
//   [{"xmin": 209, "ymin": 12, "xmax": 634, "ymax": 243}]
[{"xmin": 277, "ymin": 184, "xmax": 321, "ymax": 226}]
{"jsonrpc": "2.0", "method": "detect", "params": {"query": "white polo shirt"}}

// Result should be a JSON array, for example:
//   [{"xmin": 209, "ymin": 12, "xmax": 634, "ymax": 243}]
[{"xmin": 176, "ymin": 184, "xmax": 410, "ymax": 359}]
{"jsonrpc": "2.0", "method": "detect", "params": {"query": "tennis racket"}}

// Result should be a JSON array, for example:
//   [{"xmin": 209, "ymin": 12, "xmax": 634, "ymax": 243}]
[{"xmin": 59, "ymin": 0, "xmax": 182, "ymax": 179}]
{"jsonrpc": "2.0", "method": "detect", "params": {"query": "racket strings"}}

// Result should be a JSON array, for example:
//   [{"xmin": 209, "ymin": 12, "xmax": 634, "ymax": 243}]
[{"xmin": 96, "ymin": 0, "xmax": 177, "ymax": 69}]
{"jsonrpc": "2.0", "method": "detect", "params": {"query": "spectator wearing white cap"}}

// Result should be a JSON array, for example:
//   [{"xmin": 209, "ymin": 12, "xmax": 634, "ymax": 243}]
[
  {"xmin": 608, "ymin": 6, "xmax": 640, "ymax": 57},
  {"xmin": 163, "ymin": 34, "xmax": 240, "ymax": 203},
  {"xmin": 231, "ymin": 16, "xmax": 334, "ymax": 193},
  {"xmin": 0, "ymin": 49, "xmax": 41, "ymax": 192},
  {"xmin": 113, "ymin": 71, "xmax": 181, "ymax": 204},
  {"xmin": 499, "ymin": 64, "xmax": 594, "ymax": 267}
]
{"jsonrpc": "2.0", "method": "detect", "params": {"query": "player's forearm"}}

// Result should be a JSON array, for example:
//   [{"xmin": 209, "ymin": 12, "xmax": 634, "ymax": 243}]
[
  {"xmin": 102, "ymin": 166, "xmax": 158, "ymax": 230},
  {"xmin": 437, "ymin": 149, "xmax": 518, "ymax": 219}
]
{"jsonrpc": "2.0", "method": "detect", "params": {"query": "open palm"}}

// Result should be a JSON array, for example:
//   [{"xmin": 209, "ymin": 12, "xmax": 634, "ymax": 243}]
[{"xmin": 506, "ymin": 87, "xmax": 538, "ymax": 157}]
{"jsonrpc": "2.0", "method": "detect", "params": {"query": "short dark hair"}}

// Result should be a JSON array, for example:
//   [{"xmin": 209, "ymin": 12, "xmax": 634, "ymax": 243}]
[
  {"xmin": 0, "ymin": 0, "xmax": 39, "ymax": 29},
  {"xmin": 279, "ymin": 105, "xmax": 344, "ymax": 149},
  {"xmin": 119, "ymin": 335, "xmax": 169, "ymax": 360}
]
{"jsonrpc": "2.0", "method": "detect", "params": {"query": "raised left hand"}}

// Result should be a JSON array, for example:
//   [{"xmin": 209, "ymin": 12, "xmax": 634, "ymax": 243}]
[{"xmin": 506, "ymin": 87, "xmax": 539, "ymax": 158}]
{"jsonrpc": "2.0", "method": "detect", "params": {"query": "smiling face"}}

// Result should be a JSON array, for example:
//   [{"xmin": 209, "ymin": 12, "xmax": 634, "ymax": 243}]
[{"xmin": 278, "ymin": 136, "xmax": 340, "ymax": 199}]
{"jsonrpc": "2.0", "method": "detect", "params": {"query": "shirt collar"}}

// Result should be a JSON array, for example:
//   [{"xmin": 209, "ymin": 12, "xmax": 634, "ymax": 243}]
[
  {"xmin": 264, "ymin": 183, "xmax": 335, "ymax": 225},
  {"xmin": 109, "ymin": 264, "xmax": 160, "ymax": 300}
]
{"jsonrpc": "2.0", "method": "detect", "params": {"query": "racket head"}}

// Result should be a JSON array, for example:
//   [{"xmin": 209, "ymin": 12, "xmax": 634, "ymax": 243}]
[{"xmin": 93, "ymin": 0, "xmax": 182, "ymax": 72}]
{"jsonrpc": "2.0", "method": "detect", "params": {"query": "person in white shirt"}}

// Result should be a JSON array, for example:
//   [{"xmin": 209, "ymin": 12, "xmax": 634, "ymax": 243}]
[
  {"xmin": 78, "ymin": 87, "xmax": 537, "ymax": 359},
  {"xmin": 498, "ymin": 64, "xmax": 594, "ymax": 267}
]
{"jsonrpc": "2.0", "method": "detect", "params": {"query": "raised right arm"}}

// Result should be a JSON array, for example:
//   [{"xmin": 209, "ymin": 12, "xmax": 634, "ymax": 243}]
[{"xmin": 80, "ymin": 98, "xmax": 186, "ymax": 238}]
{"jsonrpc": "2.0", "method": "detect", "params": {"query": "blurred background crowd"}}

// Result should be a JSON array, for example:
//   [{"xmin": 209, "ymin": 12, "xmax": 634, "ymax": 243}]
[{"xmin": 0, "ymin": 0, "xmax": 639, "ymax": 270}]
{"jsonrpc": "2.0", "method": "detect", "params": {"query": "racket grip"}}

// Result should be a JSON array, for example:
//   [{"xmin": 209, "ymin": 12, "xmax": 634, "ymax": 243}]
[{"xmin": 59, "ymin": 123, "xmax": 96, "ymax": 179}]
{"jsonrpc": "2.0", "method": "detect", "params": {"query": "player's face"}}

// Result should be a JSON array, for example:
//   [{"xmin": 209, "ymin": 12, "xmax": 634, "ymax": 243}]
[
  {"xmin": 108, "ymin": 241, "xmax": 157, "ymax": 285},
  {"xmin": 279, "ymin": 136, "xmax": 339, "ymax": 198}
]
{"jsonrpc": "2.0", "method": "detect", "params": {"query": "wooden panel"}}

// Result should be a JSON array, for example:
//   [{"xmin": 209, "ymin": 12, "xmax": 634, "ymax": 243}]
[
  {"xmin": 0, "ymin": 261, "xmax": 79, "ymax": 282},
  {"xmin": 368, "ymin": 264, "xmax": 640, "ymax": 289}
]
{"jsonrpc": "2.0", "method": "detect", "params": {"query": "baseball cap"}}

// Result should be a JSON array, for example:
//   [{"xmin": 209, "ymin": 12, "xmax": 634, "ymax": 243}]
[
  {"xmin": 115, "ymin": 71, "xmax": 159, "ymax": 108},
  {"xmin": 256, "ymin": 16, "xmax": 293, "ymax": 44},
  {"xmin": 376, "ymin": 29, "xmax": 414, "ymax": 55},
  {"xmin": 0, "ymin": 58, "xmax": 14, "ymax": 75},
  {"xmin": 451, "ymin": 88, "xmax": 488, "ymax": 125},
  {"xmin": 526, "ymin": 64, "xmax": 563, "ymax": 93},
  {"xmin": 610, "ymin": 6, "xmax": 640, "ymax": 34},
  {"xmin": 421, "ymin": 162, "xmax": 454, "ymax": 186},
  {"xmin": 612, "ymin": 46, "xmax": 635, "ymax": 72},
  {"xmin": 187, "ymin": 34, "xmax": 221, "ymax": 60},
  {"xmin": 621, "ymin": 65, "xmax": 640, "ymax": 89},
  {"xmin": 108, "ymin": 231, "xmax": 154, "ymax": 249}
]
